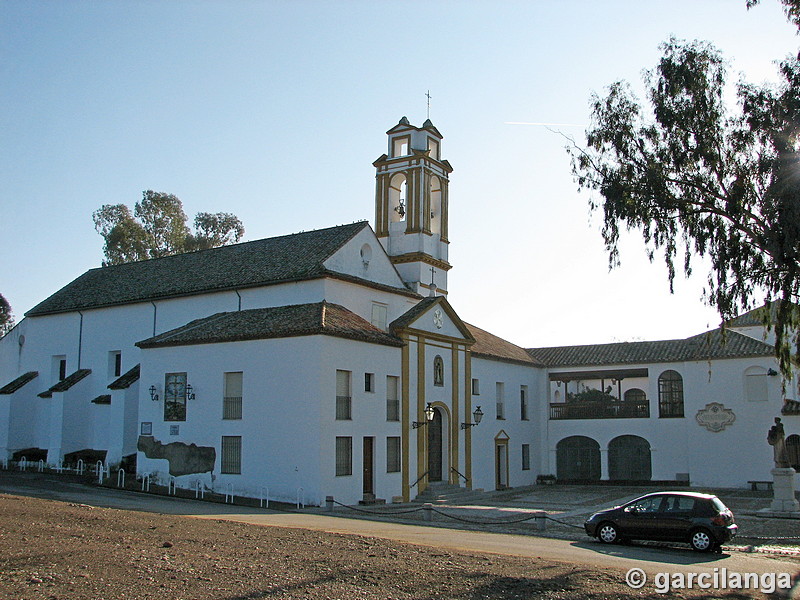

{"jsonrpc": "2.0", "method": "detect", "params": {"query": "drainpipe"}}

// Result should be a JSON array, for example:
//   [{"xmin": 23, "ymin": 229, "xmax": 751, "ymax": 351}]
[
  {"xmin": 77, "ymin": 311, "xmax": 84, "ymax": 369},
  {"xmin": 235, "ymin": 290, "xmax": 242, "ymax": 311},
  {"xmin": 151, "ymin": 301, "xmax": 158, "ymax": 336}
]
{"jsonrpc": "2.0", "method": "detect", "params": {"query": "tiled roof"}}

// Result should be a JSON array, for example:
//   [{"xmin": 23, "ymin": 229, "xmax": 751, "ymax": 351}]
[
  {"xmin": 465, "ymin": 323, "xmax": 542, "ymax": 366},
  {"xmin": 526, "ymin": 329, "xmax": 775, "ymax": 368},
  {"xmin": 38, "ymin": 369, "xmax": 92, "ymax": 398},
  {"xmin": 0, "ymin": 371, "xmax": 39, "ymax": 394},
  {"xmin": 137, "ymin": 302, "xmax": 405, "ymax": 349},
  {"xmin": 26, "ymin": 222, "xmax": 407, "ymax": 316},
  {"xmin": 108, "ymin": 364, "xmax": 140, "ymax": 390}
]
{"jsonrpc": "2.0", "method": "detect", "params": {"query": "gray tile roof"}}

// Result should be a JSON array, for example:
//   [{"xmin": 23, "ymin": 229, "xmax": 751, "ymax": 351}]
[
  {"xmin": 27, "ymin": 222, "xmax": 413, "ymax": 316},
  {"xmin": 136, "ymin": 301, "xmax": 405, "ymax": 349},
  {"xmin": 108, "ymin": 364, "xmax": 140, "ymax": 390},
  {"xmin": 527, "ymin": 329, "xmax": 775, "ymax": 368},
  {"xmin": 0, "ymin": 371, "xmax": 39, "ymax": 394},
  {"xmin": 37, "ymin": 369, "xmax": 92, "ymax": 398}
]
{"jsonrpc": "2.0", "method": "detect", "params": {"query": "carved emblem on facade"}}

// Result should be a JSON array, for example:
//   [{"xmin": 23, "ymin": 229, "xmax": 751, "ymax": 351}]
[{"xmin": 695, "ymin": 402, "xmax": 736, "ymax": 432}]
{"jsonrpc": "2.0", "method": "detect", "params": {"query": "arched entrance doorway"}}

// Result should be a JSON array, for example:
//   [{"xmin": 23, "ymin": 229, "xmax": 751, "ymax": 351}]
[
  {"xmin": 427, "ymin": 407, "xmax": 448, "ymax": 481},
  {"xmin": 556, "ymin": 436, "xmax": 601, "ymax": 481},
  {"xmin": 608, "ymin": 435, "xmax": 652, "ymax": 481}
]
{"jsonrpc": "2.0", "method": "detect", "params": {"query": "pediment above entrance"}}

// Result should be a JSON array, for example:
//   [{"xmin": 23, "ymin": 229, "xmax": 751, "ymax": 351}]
[{"xmin": 390, "ymin": 296, "xmax": 475, "ymax": 343}]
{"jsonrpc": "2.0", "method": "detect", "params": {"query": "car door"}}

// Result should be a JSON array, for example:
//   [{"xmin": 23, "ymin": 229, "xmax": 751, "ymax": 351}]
[
  {"xmin": 616, "ymin": 495, "xmax": 664, "ymax": 539},
  {"xmin": 654, "ymin": 494, "xmax": 695, "ymax": 542}
]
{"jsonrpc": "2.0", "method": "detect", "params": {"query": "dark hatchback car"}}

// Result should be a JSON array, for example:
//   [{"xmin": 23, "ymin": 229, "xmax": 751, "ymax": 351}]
[{"xmin": 584, "ymin": 491, "xmax": 737, "ymax": 552}]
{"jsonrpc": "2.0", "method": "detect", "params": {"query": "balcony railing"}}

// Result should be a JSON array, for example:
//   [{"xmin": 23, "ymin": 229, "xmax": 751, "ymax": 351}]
[{"xmin": 550, "ymin": 399, "xmax": 650, "ymax": 420}]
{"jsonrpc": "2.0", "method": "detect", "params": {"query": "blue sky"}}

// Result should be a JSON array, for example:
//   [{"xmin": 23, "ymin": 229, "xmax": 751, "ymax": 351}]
[{"xmin": 1, "ymin": 0, "xmax": 797, "ymax": 347}]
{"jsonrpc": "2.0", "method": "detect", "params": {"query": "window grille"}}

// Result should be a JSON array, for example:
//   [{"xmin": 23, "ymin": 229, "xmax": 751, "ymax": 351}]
[
  {"xmin": 496, "ymin": 382, "xmax": 505, "ymax": 419},
  {"xmin": 221, "ymin": 436, "xmax": 242, "ymax": 474},
  {"xmin": 387, "ymin": 437, "xmax": 401, "ymax": 473},
  {"xmin": 522, "ymin": 443, "xmax": 530, "ymax": 471},
  {"xmin": 386, "ymin": 376, "xmax": 399, "ymax": 421},
  {"xmin": 336, "ymin": 370, "xmax": 352, "ymax": 420},
  {"xmin": 335, "ymin": 436, "xmax": 352, "ymax": 476},
  {"xmin": 520, "ymin": 385, "xmax": 529, "ymax": 421},
  {"xmin": 223, "ymin": 372, "xmax": 243, "ymax": 420},
  {"xmin": 658, "ymin": 370, "xmax": 684, "ymax": 418}
]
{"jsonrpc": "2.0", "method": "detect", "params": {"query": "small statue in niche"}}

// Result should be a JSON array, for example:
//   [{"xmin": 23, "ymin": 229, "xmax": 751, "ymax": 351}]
[
  {"xmin": 768, "ymin": 417, "xmax": 790, "ymax": 468},
  {"xmin": 433, "ymin": 356, "xmax": 444, "ymax": 386}
]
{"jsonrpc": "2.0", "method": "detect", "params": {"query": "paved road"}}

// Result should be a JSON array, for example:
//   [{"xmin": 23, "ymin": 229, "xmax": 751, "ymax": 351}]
[{"xmin": 1, "ymin": 471, "xmax": 798, "ymax": 586}]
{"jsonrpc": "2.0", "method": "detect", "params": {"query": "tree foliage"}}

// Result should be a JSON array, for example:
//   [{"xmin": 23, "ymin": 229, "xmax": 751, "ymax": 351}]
[
  {"xmin": 0, "ymin": 293, "xmax": 13, "ymax": 337},
  {"xmin": 568, "ymin": 9, "xmax": 800, "ymax": 376},
  {"xmin": 93, "ymin": 191, "xmax": 245, "ymax": 266}
]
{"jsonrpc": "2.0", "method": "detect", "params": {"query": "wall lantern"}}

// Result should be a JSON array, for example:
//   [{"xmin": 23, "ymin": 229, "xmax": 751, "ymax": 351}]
[
  {"xmin": 768, "ymin": 368, "xmax": 779, "ymax": 376},
  {"xmin": 186, "ymin": 384, "xmax": 196, "ymax": 401},
  {"xmin": 149, "ymin": 385, "xmax": 159, "ymax": 402},
  {"xmin": 412, "ymin": 403, "xmax": 435, "ymax": 429},
  {"xmin": 461, "ymin": 406, "xmax": 484, "ymax": 430}
]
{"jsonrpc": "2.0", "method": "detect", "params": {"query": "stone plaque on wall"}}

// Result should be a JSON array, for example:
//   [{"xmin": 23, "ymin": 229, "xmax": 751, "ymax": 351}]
[{"xmin": 695, "ymin": 402, "xmax": 736, "ymax": 432}]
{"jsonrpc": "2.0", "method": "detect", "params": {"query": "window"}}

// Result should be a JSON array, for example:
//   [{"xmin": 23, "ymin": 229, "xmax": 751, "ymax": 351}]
[
  {"xmin": 428, "ymin": 138, "xmax": 439, "ymax": 160},
  {"xmin": 108, "ymin": 351, "xmax": 122, "ymax": 379},
  {"xmin": 496, "ymin": 382, "xmax": 505, "ymax": 420},
  {"xmin": 520, "ymin": 385, "xmax": 529, "ymax": 420},
  {"xmin": 336, "ymin": 370, "xmax": 352, "ymax": 420},
  {"xmin": 744, "ymin": 366, "xmax": 768, "ymax": 402},
  {"xmin": 371, "ymin": 303, "xmax": 388, "ymax": 331},
  {"xmin": 392, "ymin": 136, "xmax": 409, "ymax": 157},
  {"xmin": 365, "ymin": 373, "xmax": 375, "ymax": 393},
  {"xmin": 658, "ymin": 370, "xmax": 684, "ymax": 418},
  {"xmin": 335, "ymin": 436, "xmax": 352, "ymax": 476},
  {"xmin": 164, "ymin": 372, "xmax": 187, "ymax": 421},
  {"xmin": 52, "ymin": 355, "xmax": 66, "ymax": 382},
  {"xmin": 386, "ymin": 376, "xmax": 399, "ymax": 421},
  {"xmin": 433, "ymin": 356, "xmax": 444, "ymax": 387},
  {"xmin": 787, "ymin": 435, "xmax": 800, "ymax": 471},
  {"xmin": 522, "ymin": 444, "xmax": 531, "ymax": 471},
  {"xmin": 221, "ymin": 436, "xmax": 242, "ymax": 474},
  {"xmin": 471, "ymin": 378, "xmax": 480, "ymax": 395},
  {"xmin": 223, "ymin": 372, "xmax": 243, "ymax": 420},
  {"xmin": 387, "ymin": 436, "xmax": 401, "ymax": 473}
]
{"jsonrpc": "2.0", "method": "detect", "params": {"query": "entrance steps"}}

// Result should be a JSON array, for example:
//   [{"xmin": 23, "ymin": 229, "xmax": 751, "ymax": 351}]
[{"xmin": 413, "ymin": 481, "xmax": 486, "ymax": 504}]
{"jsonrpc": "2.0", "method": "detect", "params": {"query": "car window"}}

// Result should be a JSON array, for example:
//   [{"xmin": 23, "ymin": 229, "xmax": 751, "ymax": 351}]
[
  {"xmin": 631, "ymin": 496, "xmax": 662, "ymax": 513},
  {"xmin": 663, "ymin": 495, "xmax": 695, "ymax": 512}
]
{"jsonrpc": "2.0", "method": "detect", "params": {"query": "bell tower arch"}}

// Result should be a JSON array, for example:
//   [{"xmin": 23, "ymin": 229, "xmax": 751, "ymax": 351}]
[{"xmin": 374, "ymin": 117, "xmax": 453, "ymax": 295}]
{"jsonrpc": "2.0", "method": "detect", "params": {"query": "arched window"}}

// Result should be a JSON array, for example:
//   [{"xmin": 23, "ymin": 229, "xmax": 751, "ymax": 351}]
[
  {"xmin": 624, "ymin": 388, "xmax": 646, "ymax": 402},
  {"xmin": 744, "ymin": 366, "xmax": 768, "ymax": 402},
  {"xmin": 787, "ymin": 435, "xmax": 800, "ymax": 471},
  {"xmin": 556, "ymin": 436, "xmax": 600, "ymax": 481},
  {"xmin": 433, "ymin": 355, "xmax": 444, "ymax": 387},
  {"xmin": 658, "ymin": 370, "xmax": 684, "ymax": 418}
]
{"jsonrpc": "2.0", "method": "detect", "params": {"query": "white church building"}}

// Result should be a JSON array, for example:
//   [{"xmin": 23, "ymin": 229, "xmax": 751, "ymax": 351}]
[{"xmin": 1, "ymin": 118, "xmax": 798, "ymax": 505}]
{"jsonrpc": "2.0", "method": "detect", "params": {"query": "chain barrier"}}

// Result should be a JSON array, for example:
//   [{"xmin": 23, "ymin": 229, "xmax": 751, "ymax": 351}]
[{"xmin": 331, "ymin": 499, "xmax": 426, "ymax": 515}]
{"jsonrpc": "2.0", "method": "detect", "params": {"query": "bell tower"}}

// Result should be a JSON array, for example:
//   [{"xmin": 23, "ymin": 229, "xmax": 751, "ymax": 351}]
[{"xmin": 373, "ymin": 117, "xmax": 453, "ymax": 295}]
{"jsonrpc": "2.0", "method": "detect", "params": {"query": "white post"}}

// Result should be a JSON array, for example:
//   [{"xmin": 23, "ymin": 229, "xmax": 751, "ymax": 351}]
[
  {"xmin": 37, "ymin": 459, "xmax": 45, "ymax": 473},
  {"xmin": 225, "ymin": 483, "xmax": 234, "ymax": 504},
  {"xmin": 76, "ymin": 459, "xmax": 84, "ymax": 475},
  {"xmin": 296, "ymin": 487, "xmax": 305, "ymax": 509},
  {"xmin": 141, "ymin": 473, "xmax": 150, "ymax": 492},
  {"xmin": 19, "ymin": 456, "xmax": 27, "ymax": 471},
  {"xmin": 168, "ymin": 476, "xmax": 176, "ymax": 495},
  {"xmin": 117, "ymin": 469, "xmax": 126, "ymax": 488},
  {"xmin": 259, "ymin": 486, "xmax": 269, "ymax": 509},
  {"xmin": 195, "ymin": 480, "xmax": 205, "ymax": 499}
]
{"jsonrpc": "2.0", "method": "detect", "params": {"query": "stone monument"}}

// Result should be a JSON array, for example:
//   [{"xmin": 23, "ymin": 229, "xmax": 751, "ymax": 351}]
[{"xmin": 767, "ymin": 417, "xmax": 800, "ymax": 513}]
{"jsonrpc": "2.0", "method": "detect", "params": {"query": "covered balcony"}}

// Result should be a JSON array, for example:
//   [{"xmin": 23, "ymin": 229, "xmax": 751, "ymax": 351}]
[{"xmin": 549, "ymin": 368, "xmax": 650, "ymax": 420}]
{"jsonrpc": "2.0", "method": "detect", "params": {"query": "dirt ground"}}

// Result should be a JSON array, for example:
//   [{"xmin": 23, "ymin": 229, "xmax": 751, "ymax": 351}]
[{"xmin": 0, "ymin": 493, "xmax": 787, "ymax": 600}]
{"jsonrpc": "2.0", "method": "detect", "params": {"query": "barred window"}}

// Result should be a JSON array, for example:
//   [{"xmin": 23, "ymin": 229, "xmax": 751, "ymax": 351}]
[
  {"xmin": 387, "ymin": 436, "xmax": 401, "ymax": 473},
  {"xmin": 335, "ymin": 436, "xmax": 352, "ymax": 476},
  {"xmin": 221, "ymin": 436, "xmax": 242, "ymax": 474},
  {"xmin": 496, "ymin": 382, "xmax": 505, "ymax": 420},
  {"xmin": 522, "ymin": 444, "xmax": 531, "ymax": 471},
  {"xmin": 365, "ymin": 372, "xmax": 375, "ymax": 393},
  {"xmin": 520, "ymin": 385, "xmax": 529, "ymax": 421},
  {"xmin": 223, "ymin": 372, "xmax": 243, "ymax": 420},
  {"xmin": 386, "ymin": 376, "xmax": 399, "ymax": 421},
  {"xmin": 336, "ymin": 370, "xmax": 352, "ymax": 420},
  {"xmin": 164, "ymin": 372, "xmax": 187, "ymax": 422},
  {"xmin": 658, "ymin": 370, "xmax": 684, "ymax": 418}
]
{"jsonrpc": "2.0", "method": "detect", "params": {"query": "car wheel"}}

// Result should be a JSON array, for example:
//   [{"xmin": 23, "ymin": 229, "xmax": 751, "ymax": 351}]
[
  {"xmin": 597, "ymin": 522, "xmax": 620, "ymax": 544},
  {"xmin": 690, "ymin": 528, "xmax": 714, "ymax": 552}
]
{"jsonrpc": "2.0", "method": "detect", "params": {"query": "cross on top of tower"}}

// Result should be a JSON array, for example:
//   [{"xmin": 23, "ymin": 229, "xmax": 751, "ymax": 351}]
[{"xmin": 426, "ymin": 90, "xmax": 432, "ymax": 119}]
